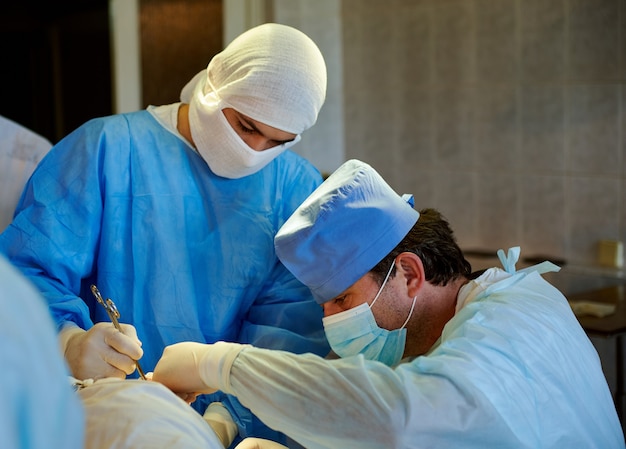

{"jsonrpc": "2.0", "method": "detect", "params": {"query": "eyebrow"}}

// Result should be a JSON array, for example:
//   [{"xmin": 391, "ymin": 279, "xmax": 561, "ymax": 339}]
[{"xmin": 239, "ymin": 113, "xmax": 296, "ymax": 145}]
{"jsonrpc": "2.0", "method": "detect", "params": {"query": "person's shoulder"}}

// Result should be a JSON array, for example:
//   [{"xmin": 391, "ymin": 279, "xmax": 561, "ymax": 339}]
[
  {"xmin": 65, "ymin": 111, "xmax": 157, "ymax": 142},
  {"xmin": 273, "ymin": 150, "xmax": 321, "ymax": 180},
  {"xmin": 275, "ymin": 149, "xmax": 312, "ymax": 164},
  {"xmin": 75, "ymin": 110, "xmax": 150, "ymax": 129},
  {"xmin": 266, "ymin": 152, "xmax": 322, "ymax": 205}
]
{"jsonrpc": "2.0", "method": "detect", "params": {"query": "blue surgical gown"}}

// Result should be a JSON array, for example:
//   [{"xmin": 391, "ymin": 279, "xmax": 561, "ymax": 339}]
[{"xmin": 0, "ymin": 110, "xmax": 329, "ymax": 442}]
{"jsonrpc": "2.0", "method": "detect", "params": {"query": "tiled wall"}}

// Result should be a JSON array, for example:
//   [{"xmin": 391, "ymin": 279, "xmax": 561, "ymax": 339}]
[
  {"xmin": 272, "ymin": 0, "xmax": 346, "ymax": 175},
  {"xmin": 342, "ymin": 0, "xmax": 626, "ymax": 267}
]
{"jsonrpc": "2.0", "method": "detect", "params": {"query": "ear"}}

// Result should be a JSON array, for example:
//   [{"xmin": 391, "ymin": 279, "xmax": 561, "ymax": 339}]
[{"xmin": 396, "ymin": 252, "xmax": 425, "ymax": 298}]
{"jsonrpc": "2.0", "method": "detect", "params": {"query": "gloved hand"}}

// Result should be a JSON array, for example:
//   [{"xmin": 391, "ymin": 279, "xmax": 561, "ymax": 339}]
[
  {"xmin": 151, "ymin": 341, "xmax": 218, "ymax": 396},
  {"xmin": 234, "ymin": 438, "xmax": 289, "ymax": 449},
  {"xmin": 203, "ymin": 402, "xmax": 238, "ymax": 448},
  {"xmin": 61, "ymin": 322, "xmax": 144, "ymax": 380}
]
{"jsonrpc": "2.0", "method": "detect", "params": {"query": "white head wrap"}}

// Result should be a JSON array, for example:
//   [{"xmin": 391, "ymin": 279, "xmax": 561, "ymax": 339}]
[
  {"xmin": 182, "ymin": 22, "xmax": 327, "ymax": 134},
  {"xmin": 182, "ymin": 23, "xmax": 326, "ymax": 178}
]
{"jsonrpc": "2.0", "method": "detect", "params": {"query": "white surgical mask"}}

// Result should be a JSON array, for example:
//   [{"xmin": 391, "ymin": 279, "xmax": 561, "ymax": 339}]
[
  {"xmin": 322, "ymin": 260, "xmax": 417, "ymax": 366},
  {"xmin": 188, "ymin": 90, "xmax": 301, "ymax": 179}
]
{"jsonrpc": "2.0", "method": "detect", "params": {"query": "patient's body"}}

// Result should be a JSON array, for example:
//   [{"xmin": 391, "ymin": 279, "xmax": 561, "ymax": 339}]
[
  {"xmin": 76, "ymin": 378, "xmax": 223, "ymax": 449},
  {"xmin": 76, "ymin": 378, "xmax": 289, "ymax": 449}
]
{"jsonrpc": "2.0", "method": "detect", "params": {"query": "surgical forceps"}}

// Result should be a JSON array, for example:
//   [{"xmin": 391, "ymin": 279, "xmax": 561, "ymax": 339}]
[{"xmin": 90, "ymin": 284, "xmax": 147, "ymax": 380}]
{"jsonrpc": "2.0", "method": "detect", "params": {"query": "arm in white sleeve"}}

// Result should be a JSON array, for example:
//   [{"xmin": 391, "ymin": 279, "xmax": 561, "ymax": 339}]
[
  {"xmin": 212, "ymin": 346, "xmax": 413, "ymax": 449},
  {"xmin": 152, "ymin": 341, "xmax": 248, "ymax": 395},
  {"xmin": 197, "ymin": 341, "xmax": 248, "ymax": 392},
  {"xmin": 167, "ymin": 341, "xmax": 460, "ymax": 449}
]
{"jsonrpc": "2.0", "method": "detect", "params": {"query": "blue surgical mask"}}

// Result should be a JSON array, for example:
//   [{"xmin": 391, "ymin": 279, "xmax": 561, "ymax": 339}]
[{"xmin": 322, "ymin": 260, "xmax": 417, "ymax": 366}]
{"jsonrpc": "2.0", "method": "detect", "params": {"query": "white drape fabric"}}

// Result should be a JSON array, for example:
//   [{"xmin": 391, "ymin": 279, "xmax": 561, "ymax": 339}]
[
  {"xmin": 1, "ymin": 255, "xmax": 84, "ymax": 449},
  {"xmin": 0, "ymin": 116, "xmax": 51, "ymax": 231},
  {"xmin": 78, "ymin": 378, "xmax": 223, "ymax": 449}
]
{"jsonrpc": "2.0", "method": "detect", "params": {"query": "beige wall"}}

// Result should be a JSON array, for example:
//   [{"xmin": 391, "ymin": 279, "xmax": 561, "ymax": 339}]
[
  {"xmin": 341, "ymin": 0, "xmax": 626, "ymax": 268},
  {"xmin": 118, "ymin": 0, "xmax": 626, "ymax": 268},
  {"xmin": 271, "ymin": 0, "xmax": 345, "ymax": 175},
  {"xmin": 338, "ymin": 1, "xmax": 626, "ymax": 417}
]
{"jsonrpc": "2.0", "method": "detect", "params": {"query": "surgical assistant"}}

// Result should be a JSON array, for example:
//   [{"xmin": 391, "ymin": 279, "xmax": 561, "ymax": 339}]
[
  {"xmin": 152, "ymin": 160, "xmax": 624, "ymax": 449},
  {"xmin": 178, "ymin": 264, "xmax": 624, "ymax": 448},
  {"xmin": 0, "ymin": 23, "xmax": 330, "ymax": 443}
]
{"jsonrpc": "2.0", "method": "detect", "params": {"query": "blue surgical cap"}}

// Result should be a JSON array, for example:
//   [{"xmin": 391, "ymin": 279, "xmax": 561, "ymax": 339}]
[{"xmin": 275, "ymin": 159, "xmax": 420, "ymax": 304}]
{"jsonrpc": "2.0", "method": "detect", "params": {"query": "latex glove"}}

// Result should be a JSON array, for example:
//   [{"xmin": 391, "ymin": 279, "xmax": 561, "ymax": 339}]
[
  {"xmin": 61, "ymin": 322, "xmax": 144, "ymax": 380},
  {"xmin": 234, "ymin": 438, "xmax": 289, "ymax": 449},
  {"xmin": 203, "ymin": 402, "xmax": 238, "ymax": 448},
  {"xmin": 151, "ymin": 341, "xmax": 219, "ymax": 396},
  {"xmin": 145, "ymin": 371, "xmax": 201, "ymax": 404}
]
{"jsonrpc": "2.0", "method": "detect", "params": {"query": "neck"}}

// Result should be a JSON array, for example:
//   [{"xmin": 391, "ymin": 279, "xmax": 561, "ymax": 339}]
[
  {"xmin": 177, "ymin": 103, "xmax": 194, "ymax": 146},
  {"xmin": 404, "ymin": 276, "xmax": 468, "ymax": 358}
]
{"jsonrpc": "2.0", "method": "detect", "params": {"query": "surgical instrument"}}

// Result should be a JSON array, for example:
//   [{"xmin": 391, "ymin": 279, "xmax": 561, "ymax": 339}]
[{"xmin": 90, "ymin": 284, "xmax": 147, "ymax": 380}]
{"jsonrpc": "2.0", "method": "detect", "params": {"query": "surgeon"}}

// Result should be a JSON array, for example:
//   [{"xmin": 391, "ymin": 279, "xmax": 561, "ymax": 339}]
[
  {"xmin": 0, "ymin": 23, "xmax": 329, "ymax": 446},
  {"xmin": 151, "ymin": 159, "xmax": 624, "ymax": 449}
]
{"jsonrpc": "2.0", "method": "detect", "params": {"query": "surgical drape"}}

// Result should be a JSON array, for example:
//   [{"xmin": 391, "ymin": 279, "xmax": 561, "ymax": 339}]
[{"xmin": 0, "ymin": 255, "xmax": 84, "ymax": 449}]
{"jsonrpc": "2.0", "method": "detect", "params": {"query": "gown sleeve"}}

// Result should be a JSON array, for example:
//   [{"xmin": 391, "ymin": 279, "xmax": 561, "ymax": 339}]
[
  {"xmin": 203, "ymin": 343, "xmax": 428, "ymax": 449},
  {"xmin": 0, "ymin": 117, "xmax": 115, "ymax": 330}
]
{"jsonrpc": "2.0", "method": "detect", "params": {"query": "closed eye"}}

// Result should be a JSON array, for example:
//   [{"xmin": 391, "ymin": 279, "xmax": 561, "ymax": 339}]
[
  {"xmin": 236, "ymin": 119, "xmax": 258, "ymax": 135},
  {"xmin": 236, "ymin": 113, "xmax": 294, "ymax": 146}
]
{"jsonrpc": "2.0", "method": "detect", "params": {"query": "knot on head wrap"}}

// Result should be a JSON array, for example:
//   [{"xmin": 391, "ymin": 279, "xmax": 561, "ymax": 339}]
[{"xmin": 182, "ymin": 23, "xmax": 327, "ymax": 135}]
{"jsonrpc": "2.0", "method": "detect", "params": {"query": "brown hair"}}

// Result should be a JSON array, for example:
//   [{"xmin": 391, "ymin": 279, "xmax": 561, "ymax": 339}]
[{"xmin": 370, "ymin": 208, "xmax": 471, "ymax": 286}]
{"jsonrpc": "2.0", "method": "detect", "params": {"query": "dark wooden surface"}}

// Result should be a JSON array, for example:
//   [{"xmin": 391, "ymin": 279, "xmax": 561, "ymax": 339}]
[{"xmin": 568, "ymin": 285, "xmax": 626, "ymax": 335}]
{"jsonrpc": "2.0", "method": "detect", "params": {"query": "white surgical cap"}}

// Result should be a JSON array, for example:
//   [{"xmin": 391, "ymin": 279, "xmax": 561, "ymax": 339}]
[{"xmin": 181, "ymin": 23, "xmax": 327, "ymax": 134}]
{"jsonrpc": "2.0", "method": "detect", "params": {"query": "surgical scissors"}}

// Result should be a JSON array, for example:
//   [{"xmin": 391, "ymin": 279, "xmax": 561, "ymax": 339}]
[{"xmin": 90, "ymin": 284, "xmax": 147, "ymax": 380}]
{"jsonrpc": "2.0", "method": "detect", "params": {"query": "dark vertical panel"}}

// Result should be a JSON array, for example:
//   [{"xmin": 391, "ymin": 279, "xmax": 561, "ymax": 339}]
[
  {"xmin": 55, "ymin": 8, "xmax": 112, "ymax": 137},
  {"xmin": 139, "ymin": 0, "xmax": 223, "ymax": 107},
  {"xmin": 0, "ymin": 1, "xmax": 111, "ymax": 143}
]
